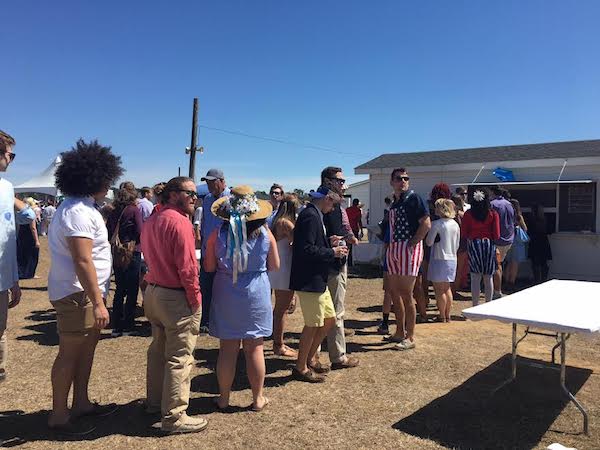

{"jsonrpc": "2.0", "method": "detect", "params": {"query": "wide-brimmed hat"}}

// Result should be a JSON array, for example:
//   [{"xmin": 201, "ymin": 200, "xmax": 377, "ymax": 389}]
[{"xmin": 211, "ymin": 185, "xmax": 272, "ymax": 221}]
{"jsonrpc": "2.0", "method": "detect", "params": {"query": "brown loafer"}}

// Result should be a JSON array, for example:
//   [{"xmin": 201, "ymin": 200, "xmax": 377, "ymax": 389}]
[
  {"xmin": 308, "ymin": 360, "xmax": 331, "ymax": 374},
  {"xmin": 331, "ymin": 355, "xmax": 360, "ymax": 370},
  {"xmin": 291, "ymin": 367, "xmax": 326, "ymax": 383}
]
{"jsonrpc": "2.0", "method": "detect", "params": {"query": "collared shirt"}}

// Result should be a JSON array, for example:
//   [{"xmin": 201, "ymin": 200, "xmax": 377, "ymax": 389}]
[
  {"xmin": 388, "ymin": 190, "xmax": 429, "ymax": 242},
  {"xmin": 0, "ymin": 178, "xmax": 35, "ymax": 291},
  {"xmin": 200, "ymin": 188, "xmax": 230, "ymax": 254},
  {"xmin": 490, "ymin": 196, "xmax": 515, "ymax": 246},
  {"xmin": 141, "ymin": 204, "xmax": 201, "ymax": 309},
  {"xmin": 48, "ymin": 197, "xmax": 112, "ymax": 301},
  {"xmin": 137, "ymin": 197, "xmax": 154, "ymax": 223}
]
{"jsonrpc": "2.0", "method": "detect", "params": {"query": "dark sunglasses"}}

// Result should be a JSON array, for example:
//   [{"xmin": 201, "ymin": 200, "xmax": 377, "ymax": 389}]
[
  {"xmin": 1, "ymin": 150, "xmax": 15, "ymax": 162},
  {"xmin": 270, "ymin": 191, "xmax": 283, "ymax": 196},
  {"xmin": 394, "ymin": 176, "xmax": 410, "ymax": 182},
  {"xmin": 328, "ymin": 177, "xmax": 346, "ymax": 184},
  {"xmin": 175, "ymin": 189, "xmax": 198, "ymax": 199}
]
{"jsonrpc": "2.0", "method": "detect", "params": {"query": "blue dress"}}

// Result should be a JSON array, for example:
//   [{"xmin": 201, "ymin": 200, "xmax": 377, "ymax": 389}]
[{"xmin": 209, "ymin": 225, "xmax": 273, "ymax": 340}]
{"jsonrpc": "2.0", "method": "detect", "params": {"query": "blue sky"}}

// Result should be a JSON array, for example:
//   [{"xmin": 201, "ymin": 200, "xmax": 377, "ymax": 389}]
[{"xmin": 2, "ymin": 1, "xmax": 599, "ymax": 191}]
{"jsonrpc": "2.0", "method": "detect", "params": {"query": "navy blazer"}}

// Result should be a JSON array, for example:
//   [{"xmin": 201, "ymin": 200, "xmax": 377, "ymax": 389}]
[{"xmin": 289, "ymin": 203, "xmax": 336, "ymax": 293}]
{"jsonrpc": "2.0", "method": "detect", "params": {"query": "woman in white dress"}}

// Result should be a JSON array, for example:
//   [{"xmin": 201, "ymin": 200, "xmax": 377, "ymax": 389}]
[{"xmin": 268, "ymin": 194, "xmax": 299, "ymax": 357}]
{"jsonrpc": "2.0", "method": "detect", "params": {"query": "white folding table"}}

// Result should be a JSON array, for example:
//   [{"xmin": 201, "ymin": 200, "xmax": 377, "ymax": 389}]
[{"xmin": 462, "ymin": 279, "xmax": 600, "ymax": 435}]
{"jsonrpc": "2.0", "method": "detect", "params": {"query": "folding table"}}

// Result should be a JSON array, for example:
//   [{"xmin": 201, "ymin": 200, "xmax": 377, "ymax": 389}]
[{"xmin": 462, "ymin": 279, "xmax": 600, "ymax": 435}]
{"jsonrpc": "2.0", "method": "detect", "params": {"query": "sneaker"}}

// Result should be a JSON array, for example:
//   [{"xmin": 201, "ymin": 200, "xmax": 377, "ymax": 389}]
[
  {"xmin": 199, "ymin": 326, "xmax": 209, "ymax": 335},
  {"xmin": 111, "ymin": 330, "xmax": 123, "ymax": 338},
  {"xmin": 160, "ymin": 415, "xmax": 208, "ymax": 435},
  {"xmin": 376, "ymin": 322, "xmax": 389, "ymax": 335},
  {"xmin": 492, "ymin": 291, "xmax": 503, "ymax": 300},
  {"xmin": 394, "ymin": 339, "xmax": 416, "ymax": 351},
  {"xmin": 121, "ymin": 329, "xmax": 136, "ymax": 337}
]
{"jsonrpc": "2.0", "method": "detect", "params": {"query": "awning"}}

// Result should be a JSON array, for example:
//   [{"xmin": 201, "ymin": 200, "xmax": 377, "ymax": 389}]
[{"xmin": 451, "ymin": 180, "xmax": 593, "ymax": 186}]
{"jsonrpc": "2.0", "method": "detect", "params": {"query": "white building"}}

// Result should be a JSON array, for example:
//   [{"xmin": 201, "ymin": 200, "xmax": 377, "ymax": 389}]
[
  {"xmin": 355, "ymin": 139, "xmax": 600, "ymax": 281},
  {"xmin": 344, "ymin": 179, "xmax": 370, "ymax": 220}
]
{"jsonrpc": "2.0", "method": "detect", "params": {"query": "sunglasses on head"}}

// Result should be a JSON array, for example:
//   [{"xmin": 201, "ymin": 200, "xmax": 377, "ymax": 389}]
[
  {"xmin": 394, "ymin": 176, "xmax": 410, "ymax": 182},
  {"xmin": 175, "ymin": 189, "xmax": 198, "ymax": 199},
  {"xmin": 1, "ymin": 150, "xmax": 15, "ymax": 162},
  {"xmin": 328, "ymin": 176, "xmax": 346, "ymax": 184}
]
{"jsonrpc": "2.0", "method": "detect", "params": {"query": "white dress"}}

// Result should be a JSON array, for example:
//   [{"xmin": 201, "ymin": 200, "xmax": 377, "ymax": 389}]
[{"xmin": 268, "ymin": 237, "xmax": 293, "ymax": 290}]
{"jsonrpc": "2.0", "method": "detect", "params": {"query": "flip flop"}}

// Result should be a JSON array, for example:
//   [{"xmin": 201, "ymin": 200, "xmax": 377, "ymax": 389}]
[
  {"xmin": 212, "ymin": 397, "xmax": 234, "ymax": 413},
  {"xmin": 251, "ymin": 397, "xmax": 270, "ymax": 412},
  {"xmin": 273, "ymin": 345, "xmax": 297, "ymax": 358}
]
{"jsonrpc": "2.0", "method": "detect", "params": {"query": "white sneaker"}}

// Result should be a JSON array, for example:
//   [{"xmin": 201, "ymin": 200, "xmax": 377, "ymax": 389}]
[{"xmin": 394, "ymin": 339, "xmax": 416, "ymax": 351}]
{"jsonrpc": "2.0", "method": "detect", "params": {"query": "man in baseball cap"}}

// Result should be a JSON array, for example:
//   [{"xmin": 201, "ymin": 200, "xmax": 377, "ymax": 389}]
[{"xmin": 200, "ymin": 168, "xmax": 224, "ymax": 182}]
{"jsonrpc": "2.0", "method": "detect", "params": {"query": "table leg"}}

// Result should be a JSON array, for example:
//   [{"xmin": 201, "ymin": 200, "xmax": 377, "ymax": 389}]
[
  {"xmin": 492, "ymin": 323, "xmax": 518, "ymax": 395},
  {"xmin": 560, "ymin": 332, "xmax": 589, "ymax": 435}
]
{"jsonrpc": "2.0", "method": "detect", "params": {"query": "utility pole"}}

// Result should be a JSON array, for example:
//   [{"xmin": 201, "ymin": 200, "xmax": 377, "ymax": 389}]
[{"xmin": 185, "ymin": 98, "xmax": 203, "ymax": 182}]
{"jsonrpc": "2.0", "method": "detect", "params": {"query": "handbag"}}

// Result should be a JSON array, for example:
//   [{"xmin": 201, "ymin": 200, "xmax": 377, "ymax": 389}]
[
  {"xmin": 515, "ymin": 225, "xmax": 530, "ymax": 244},
  {"xmin": 110, "ymin": 208, "xmax": 136, "ymax": 269}
]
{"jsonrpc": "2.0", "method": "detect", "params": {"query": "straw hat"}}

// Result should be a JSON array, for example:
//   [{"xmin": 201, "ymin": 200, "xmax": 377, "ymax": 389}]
[{"xmin": 211, "ymin": 185, "xmax": 272, "ymax": 221}]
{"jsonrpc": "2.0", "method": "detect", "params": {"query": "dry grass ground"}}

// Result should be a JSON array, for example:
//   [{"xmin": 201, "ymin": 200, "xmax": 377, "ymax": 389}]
[{"xmin": 1, "ymin": 240, "xmax": 599, "ymax": 449}]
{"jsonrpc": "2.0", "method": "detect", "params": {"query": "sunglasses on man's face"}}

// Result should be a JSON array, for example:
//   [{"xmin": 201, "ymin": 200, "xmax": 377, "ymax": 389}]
[
  {"xmin": 270, "ymin": 191, "xmax": 283, "ymax": 196},
  {"xmin": 394, "ymin": 176, "xmax": 410, "ymax": 182},
  {"xmin": 175, "ymin": 189, "xmax": 198, "ymax": 199},
  {"xmin": 1, "ymin": 151, "xmax": 16, "ymax": 162},
  {"xmin": 328, "ymin": 177, "xmax": 346, "ymax": 184}
]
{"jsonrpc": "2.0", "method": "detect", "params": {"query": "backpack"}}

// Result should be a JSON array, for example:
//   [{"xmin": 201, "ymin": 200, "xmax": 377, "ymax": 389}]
[{"xmin": 110, "ymin": 208, "xmax": 135, "ymax": 269}]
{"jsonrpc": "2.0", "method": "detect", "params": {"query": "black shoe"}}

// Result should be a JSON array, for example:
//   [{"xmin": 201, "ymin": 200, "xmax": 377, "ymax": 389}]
[
  {"xmin": 376, "ymin": 322, "xmax": 389, "ymax": 335},
  {"xmin": 199, "ymin": 326, "xmax": 209, "ymax": 335}
]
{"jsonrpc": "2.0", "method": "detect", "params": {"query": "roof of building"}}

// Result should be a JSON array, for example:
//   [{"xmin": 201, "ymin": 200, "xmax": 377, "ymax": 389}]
[
  {"xmin": 346, "ymin": 179, "xmax": 369, "ymax": 189},
  {"xmin": 355, "ymin": 139, "xmax": 600, "ymax": 171}
]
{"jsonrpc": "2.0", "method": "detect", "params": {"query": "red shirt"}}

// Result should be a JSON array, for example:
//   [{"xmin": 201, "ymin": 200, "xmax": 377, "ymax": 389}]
[
  {"xmin": 141, "ymin": 204, "xmax": 201, "ymax": 309},
  {"xmin": 345, "ymin": 206, "xmax": 362, "ymax": 234},
  {"xmin": 461, "ymin": 210, "xmax": 500, "ymax": 241}
]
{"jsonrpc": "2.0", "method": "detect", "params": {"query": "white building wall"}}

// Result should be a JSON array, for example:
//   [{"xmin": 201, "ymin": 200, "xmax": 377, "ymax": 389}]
[{"xmin": 345, "ymin": 182, "xmax": 370, "ymax": 216}]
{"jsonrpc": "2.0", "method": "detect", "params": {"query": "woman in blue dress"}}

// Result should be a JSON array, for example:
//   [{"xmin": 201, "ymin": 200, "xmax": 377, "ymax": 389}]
[{"xmin": 204, "ymin": 186, "xmax": 280, "ymax": 412}]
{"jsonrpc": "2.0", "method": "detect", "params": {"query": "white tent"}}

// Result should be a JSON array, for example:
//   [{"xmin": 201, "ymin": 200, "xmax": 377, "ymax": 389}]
[{"xmin": 14, "ymin": 156, "xmax": 61, "ymax": 196}]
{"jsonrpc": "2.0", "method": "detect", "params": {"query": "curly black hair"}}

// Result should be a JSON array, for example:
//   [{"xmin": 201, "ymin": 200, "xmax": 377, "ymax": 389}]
[{"xmin": 55, "ymin": 139, "xmax": 124, "ymax": 197}]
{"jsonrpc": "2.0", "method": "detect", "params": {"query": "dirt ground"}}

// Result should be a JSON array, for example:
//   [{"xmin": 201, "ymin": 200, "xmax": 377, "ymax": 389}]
[{"xmin": 1, "ymin": 240, "xmax": 599, "ymax": 450}]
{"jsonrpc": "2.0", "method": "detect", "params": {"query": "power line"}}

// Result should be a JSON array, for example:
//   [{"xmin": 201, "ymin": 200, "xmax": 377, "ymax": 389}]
[{"xmin": 199, "ymin": 125, "xmax": 370, "ymax": 157}]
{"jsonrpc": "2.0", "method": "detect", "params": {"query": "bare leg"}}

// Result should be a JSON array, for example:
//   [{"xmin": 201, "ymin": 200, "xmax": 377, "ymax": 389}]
[
  {"xmin": 242, "ymin": 338, "xmax": 267, "ymax": 409},
  {"xmin": 296, "ymin": 326, "xmax": 318, "ymax": 373},
  {"xmin": 308, "ymin": 318, "xmax": 335, "ymax": 365},
  {"xmin": 71, "ymin": 329, "xmax": 101, "ymax": 414},
  {"xmin": 433, "ymin": 282, "xmax": 446, "ymax": 322},
  {"xmin": 445, "ymin": 284, "xmax": 453, "ymax": 321},
  {"xmin": 471, "ymin": 273, "xmax": 482, "ymax": 306},
  {"xmin": 272, "ymin": 290, "xmax": 296, "ymax": 356},
  {"xmin": 216, "ymin": 339, "xmax": 240, "ymax": 408},
  {"xmin": 48, "ymin": 333, "xmax": 85, "ymax": 426},
  {"xmin": 413, "ymin": 274, "xmax": 428, "ymax": 320},
  {"xmin": 397, "ymin": 275, "xmax": 417, "ymax": 341},
  {"xmin": 388, "ymin": 275, "xmax": 406, "ymax": 340}
]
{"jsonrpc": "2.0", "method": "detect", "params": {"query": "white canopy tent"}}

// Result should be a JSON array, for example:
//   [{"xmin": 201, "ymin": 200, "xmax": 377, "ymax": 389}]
[{"xmin": 14, "ymin": 156, "xmax": 62, "ymax": 196}]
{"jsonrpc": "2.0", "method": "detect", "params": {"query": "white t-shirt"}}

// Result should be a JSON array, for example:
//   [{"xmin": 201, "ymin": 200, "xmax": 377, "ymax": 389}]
[
  {"xmin": 48, "ymin": 197, "xmax": 112, "ymax": 301},
  {"xmin": 193, "ymin": 206, "xmax": 203, "ymax": 226},
  {"xmin": 425, "ymin": 218, "xmax": 460, "ymax": 261}
]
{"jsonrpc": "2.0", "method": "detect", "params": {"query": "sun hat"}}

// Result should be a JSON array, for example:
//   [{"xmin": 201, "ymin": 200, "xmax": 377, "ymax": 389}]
[
  {"xmin": 211, "ymin": 186, "xmax": 273, "ymax": 284},
  {"xmin": 201, "ymin": 168, "xmax": 224, "ymax": 181},
  {"xmin": 211, "ymin": 185, "xmax": 272, "ymax": 221}
]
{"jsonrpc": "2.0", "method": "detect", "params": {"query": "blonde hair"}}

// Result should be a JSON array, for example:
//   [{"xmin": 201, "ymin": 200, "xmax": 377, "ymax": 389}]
[{"xmin": 435, "ymin": 198, "xmax": 456, "ymax": 219}]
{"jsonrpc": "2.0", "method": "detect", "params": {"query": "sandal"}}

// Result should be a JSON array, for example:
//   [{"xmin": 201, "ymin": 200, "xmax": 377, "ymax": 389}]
[
  {"xmin": 291, "ymin": 367, "xmax": 325, "ymax": 383},
  {"xmin": 251, "ymin": 397, "xmax": 270, "ymax": 412},
  {"xmin": 287, "ymin": 296, "xmax": 297, "ymax": 314},
  {"xmin": 273, "ymin": 345, "xmax": 297, "ymax": 358},
  {"xmin": 213, "ymin": 397, "xmax": 233, "ymax": 413},
  {"xmin": 308, "ymin": 360, "xmax": 330, "ymax": 374}
]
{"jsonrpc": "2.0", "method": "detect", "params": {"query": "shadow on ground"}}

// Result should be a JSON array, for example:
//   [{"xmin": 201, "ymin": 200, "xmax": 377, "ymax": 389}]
[{"xmin": 393, "ymin": 354, "xmax": 592, "ymax": 449}]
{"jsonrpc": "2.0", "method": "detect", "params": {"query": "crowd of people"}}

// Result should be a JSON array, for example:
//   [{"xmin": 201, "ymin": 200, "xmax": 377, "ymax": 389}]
[{"xmin": 0, "ymin": 130, "xmax": 553, "ymax": 437}]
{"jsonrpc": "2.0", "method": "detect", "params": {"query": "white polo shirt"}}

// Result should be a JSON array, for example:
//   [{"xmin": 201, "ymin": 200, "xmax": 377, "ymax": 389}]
[{"xmin": 48, "ymin": 197, "xmax": 112, "ymax": 301}]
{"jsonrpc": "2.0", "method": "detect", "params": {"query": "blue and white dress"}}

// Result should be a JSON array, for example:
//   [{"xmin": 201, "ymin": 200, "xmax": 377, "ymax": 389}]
[{"xmin": 209, "ymin": 224, "xmax": 273, "ymax": 340}]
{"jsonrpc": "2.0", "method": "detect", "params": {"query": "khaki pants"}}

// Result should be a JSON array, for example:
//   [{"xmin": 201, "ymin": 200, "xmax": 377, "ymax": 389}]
[
  {"xmin": 0, "ymin": 291, "xmax": 8, "ymax": 377},
  {"xmin": 326, "ymin": 264, "xmax": 347, "ymax": 364},
  {"xmin": 144, "ymin": 285, "xmax": 201, "ymax": 428}
]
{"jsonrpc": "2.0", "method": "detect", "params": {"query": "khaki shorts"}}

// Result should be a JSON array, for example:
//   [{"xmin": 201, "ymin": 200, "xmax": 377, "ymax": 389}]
[
  {"xmin": 298, "ymin": 289, "xmax": 336, "ymax": 327},
  {"xmin": 53, "ymin": 291, "xmax": 95, "ymax": 334},
  {"xmin": 496, "ymin": 244, "xmax": 512, "ymax": 263}
]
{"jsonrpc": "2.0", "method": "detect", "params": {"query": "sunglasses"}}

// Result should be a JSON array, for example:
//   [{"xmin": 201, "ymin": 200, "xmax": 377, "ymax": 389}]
[
  {"xmin": 1, "ymin": 150, "xmax": 16, "ymax": 162},
  {"xmin": 394, "ymin": 176, "xmax": 410, "ymax": 182},
  {"xmin": 175, "ymin": 189, "xmax": 198, "ymax": 199},
  {"xmin": 328, "ymin": 177, "xmax": 346, "ymax": 184},
  {"xmin": 270, "ymin": 191, "xmax": 283, "ymax": 196}
]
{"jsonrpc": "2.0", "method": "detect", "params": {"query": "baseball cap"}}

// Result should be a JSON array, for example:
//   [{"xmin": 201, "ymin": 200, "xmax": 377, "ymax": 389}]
[
  {"xmin": 201, "ymin": 168, "xmax": 224, "ymax": 181},
  {"xmin": 309, "ymin": 185, "xmax": 331, "ymax": 199}
]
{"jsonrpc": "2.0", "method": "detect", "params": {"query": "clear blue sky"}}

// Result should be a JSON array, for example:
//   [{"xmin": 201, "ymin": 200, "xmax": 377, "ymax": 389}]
[{"xmin": 2, "ymin": 1, "xmax": 599, "ymax": 191}]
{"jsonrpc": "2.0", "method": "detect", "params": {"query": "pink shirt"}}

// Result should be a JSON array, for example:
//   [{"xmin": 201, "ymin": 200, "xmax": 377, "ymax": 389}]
[{"xmin": 141, "ymin": 204, "xmax": 201, "ymax": 309}]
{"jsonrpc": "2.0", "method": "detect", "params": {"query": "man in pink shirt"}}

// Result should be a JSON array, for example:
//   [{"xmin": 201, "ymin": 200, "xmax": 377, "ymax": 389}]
[{"xmin": 141, "ymin": 176, "xmax": 207, "ymax": 435}]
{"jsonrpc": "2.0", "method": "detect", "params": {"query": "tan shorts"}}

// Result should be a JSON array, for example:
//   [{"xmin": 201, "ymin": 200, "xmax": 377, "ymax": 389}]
[
  {"xmin": 298, "ymin": 289, "xmax": 336, "ymax": 327},
  {"xmin": 496, "ymin": 244, "xmax": 512, "ymax": 263},
  {"xmin": 53, "ymin": 291, "xmax": 95, "ymax": 334}
]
